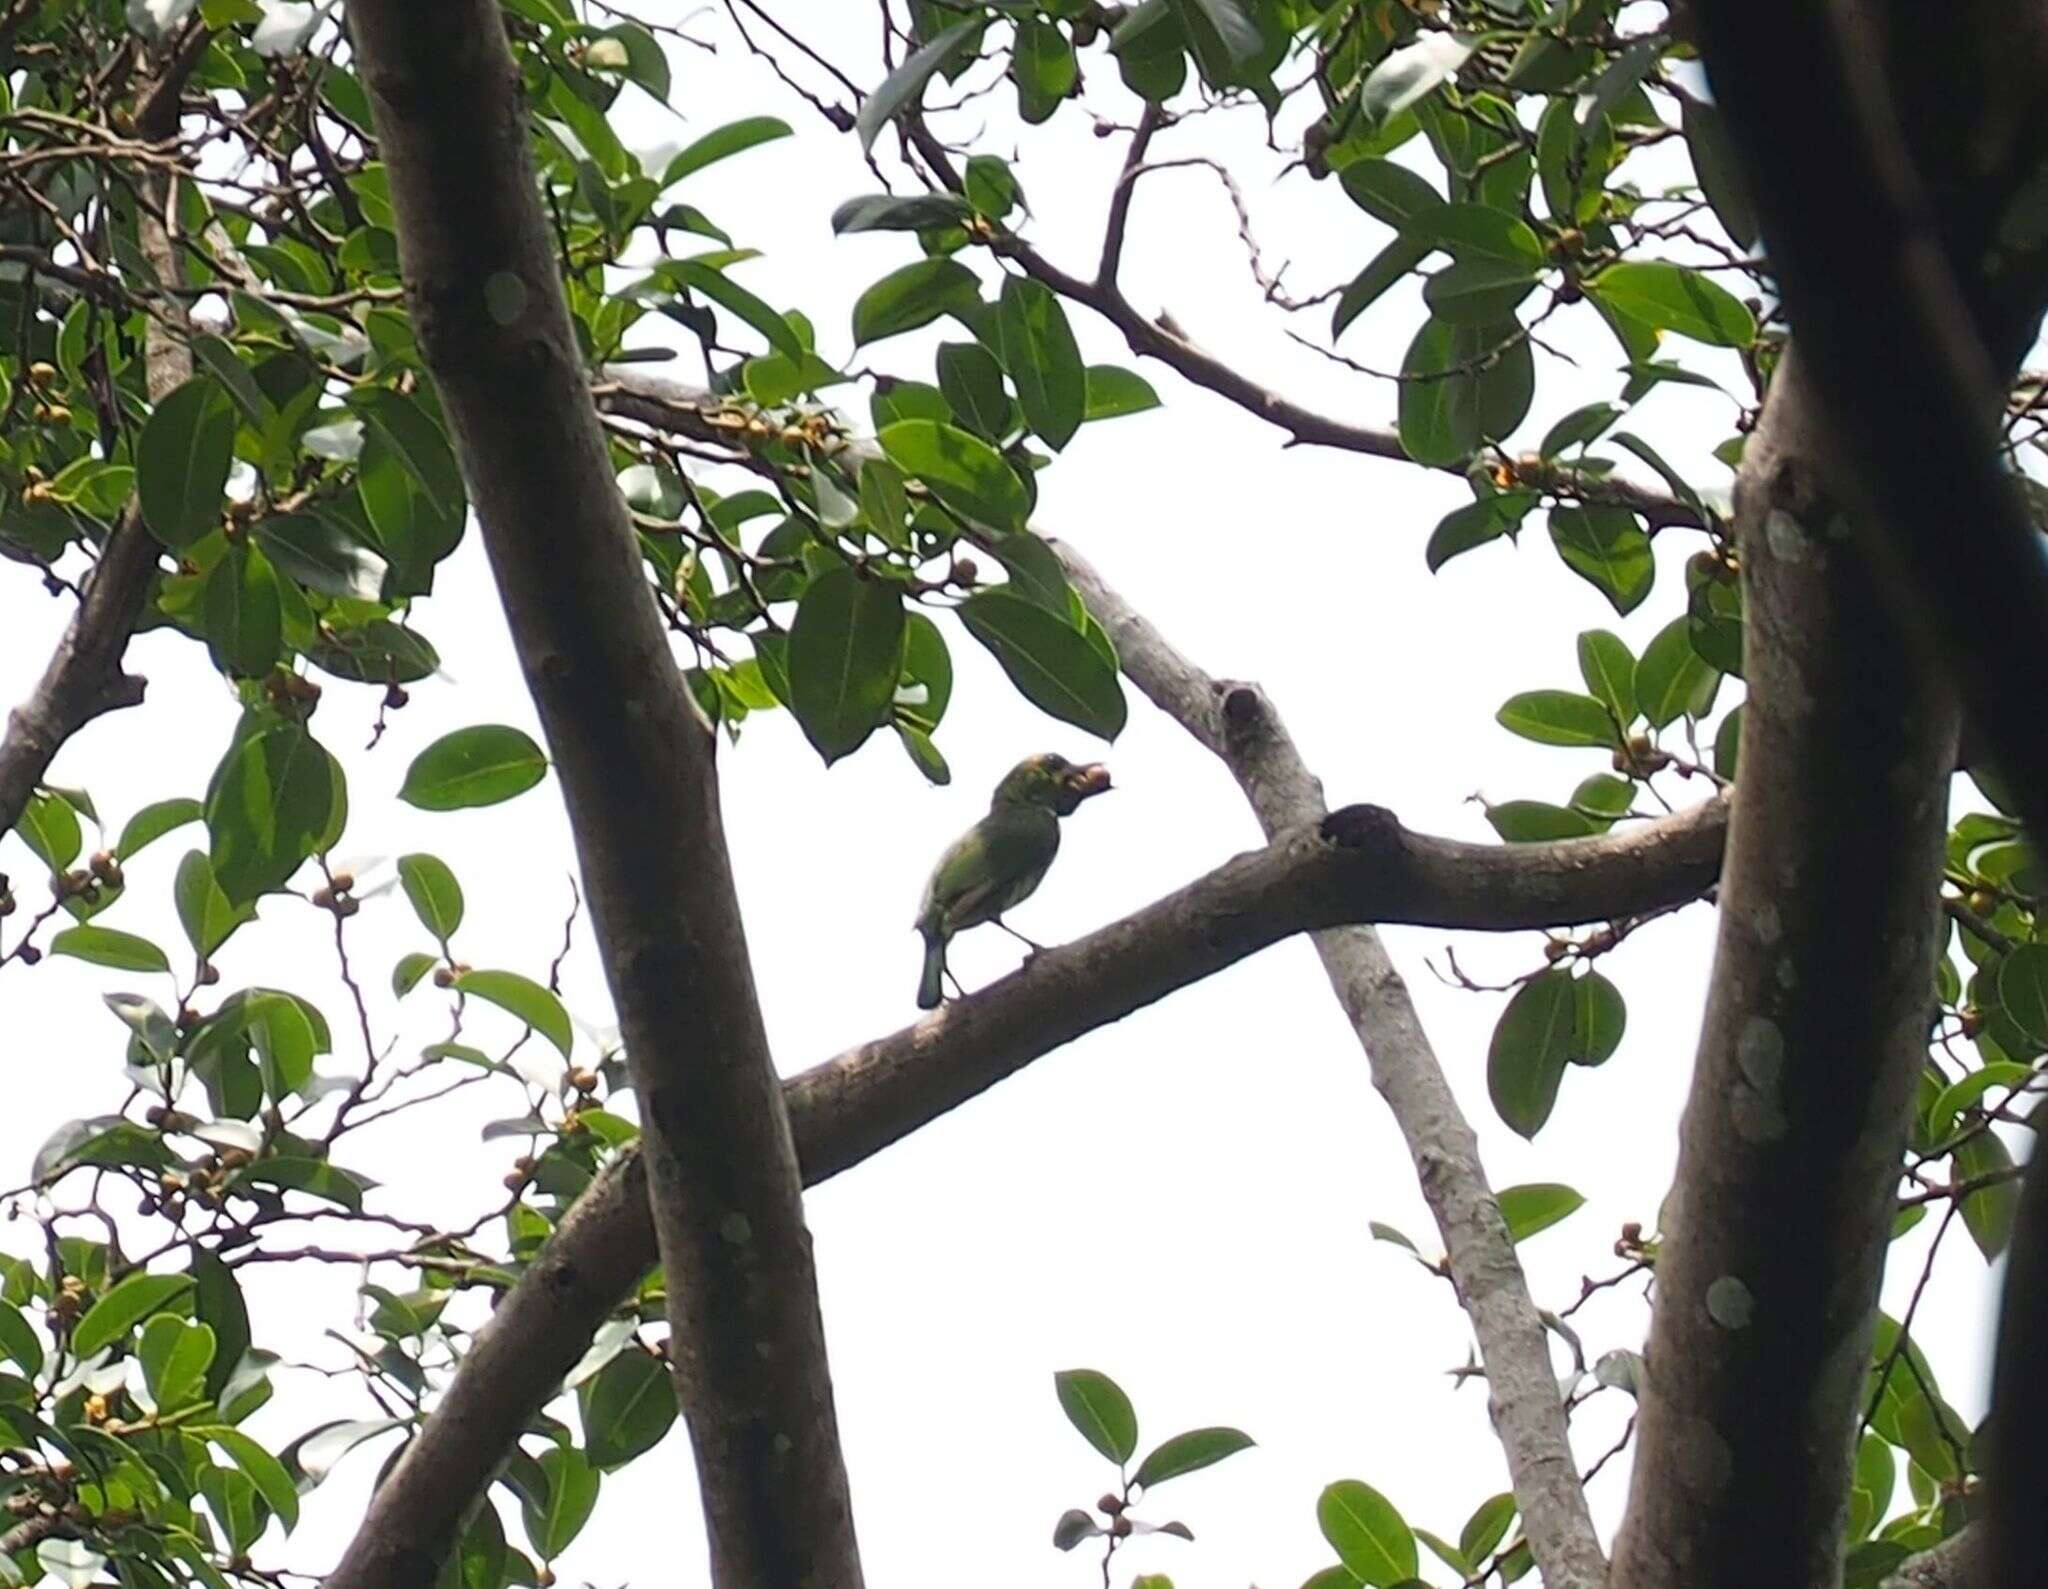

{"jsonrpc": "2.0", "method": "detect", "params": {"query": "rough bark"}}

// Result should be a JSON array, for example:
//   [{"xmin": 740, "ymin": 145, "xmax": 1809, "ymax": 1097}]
[
  {"xmin": 326, "ymin": 709, "xmax": 1725, "ymax": 1579},
  {"xmin": 1609, "ymin": 349, "xmax": 1959, "ymax": 1589},
  {"xmin": 1883, "ymin": 1524, "xmax": 1987, "ymax": 1589},
  {"xmin": 336, "ymin": 7, "xmax": 862, "ymax": 1587},
  {"xmin": 1056, "ymin": 544, "xmax": 1610, "ymax": 1589}
]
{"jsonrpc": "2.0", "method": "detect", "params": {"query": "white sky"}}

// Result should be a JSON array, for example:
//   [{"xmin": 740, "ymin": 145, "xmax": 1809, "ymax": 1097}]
[{"xmin": 0, "ymin": 7, "xmax": 2006, "ymax": 1586}]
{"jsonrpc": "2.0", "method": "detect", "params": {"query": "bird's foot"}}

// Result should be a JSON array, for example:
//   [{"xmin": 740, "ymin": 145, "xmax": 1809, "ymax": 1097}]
[{"xmin": 992, "ymin": 918, "xmax": 1046, "ymax": 954}]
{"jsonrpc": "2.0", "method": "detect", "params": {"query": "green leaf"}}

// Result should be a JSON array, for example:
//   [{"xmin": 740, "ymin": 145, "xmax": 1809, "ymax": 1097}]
[
  {"xmin": 1054, "ymin": 1369, "xmax": 1138, "ymax": 1464},
  {"xmin": 17, "ymin": 790, "xmax": 83, "ymax": 873},
  {"xmin": 1317, "ymin": 1479, "xmax": 1418, "ymax": 1587},
  {"xmin": 1588, "ymin": 262, "xmax": 1756, "ymax": 347},
  {"xmin": 175, "ymin": 849, "xmax": 244, "ymax": 960},
  {"xmin": 830, "ymin": 193, "xmax": 975, "ymax": 234},
  {"xmin": 1132, "ymin": 1427, "xmax": 1255, "ymax": 1489},
  {"xmin": 398, "ymin": 854, "xmax": 464, "ymax": 941},
  {"xmin": 1083, "ymin": 366, "xmax": 1161, "ymax": 421},
  {"xmin": 857, "ymin": 20, "xmax": 982, "ymax": 151},
  {"xmin": 207, "ymin": 1426, "xmax": 300, "ymax": 1531},
  {"xmin": 1955, "ymin": 1129, "xmax": 2019, "ymax": 1258},
  {"xmin": 137, "ymin": 377, "xmax": 236, "ymax": 549},
  {"xmin": 1425, "ymin": 492, "xmax": 1534, "ymax": 572},
  {"xmin": 1549, "ymin": 507, "xmax": 1653, "ymax": 615},
  {"xmin": 252, "ymin": 512, "xmax": 388, "ymax": 602},
  {"xmin": 787, "ymin": 566, "xmax": 907, "ymax": 764},
  {"xmin": 205, "ymin": 726, "xmax": 337, "ymax": 903},
  {"xmin": 1012, "ymin": 17, "xmax": 1078, "ymax": 122},
  {"xmin": 937, "ymin": 341, "xmax": 1015, "ymax": 439},
  {"xmin": 116, "ymin": 798, "xmax": 203, "ymax": 861},
  {"xmin": 1488, "ymin": 969, "xmax": 1576, "ymax": 1137},
  {"xmin": 1714, "ymin": 704, "xmax": 1744, "ymax": 779},
  {"xmin": 523, "ymin": 1445, "xmax": 601, "ymax": 1559},
  {"xmin": 1496, "ymin": 690, "xmax": 1618, "ymax": 749},
  {"xmin": 0, "ymin": 1300, "xmax": 43, "ymax": 1377},
  {"xmin": 1542, "ymin": 402, "xmax": 1625, "ymax": 456},
  {"xmin": 1459, "ymin": 1494, "xmax": 1515, "ymax": 1566},
  {"xmin": 964, "ymin": 154, "xmax": 1021, "ymax": 219},
  {"xmin": 305, "ymin": 619, "xmax": 441, "ymax": 686},
  {"xmin": 1634, "ymin": 617, "xmax": 1720, "ymax": 728},
  {"xmin": 878, "ymin": 419, "xmax": 1030, "ymax": 530},
  {"xmin": 454, "ymin": 969, "xmax": 573, "ymax": 1059},
  {"xmin": 960, "ymin": 590, "xmax": 1127, "ymax": 740},
  {"xmin": 665, "ymin": 260, "xmax": 803, "ymax": 363},
  {"xmin": 1337, "ymin": 158, "xmax": 1442, "ymax": 225},
  {"xmin": 1570, "ymin": 970, "xmax": 1627, "ymax": 1065},
  {"xmin": 139, "ymin": 1315, "xmax": 215, "ymax": 1412},
  {"xmin": 1496, "ymin": 1183, "xmax": 1585, "ymax": 1243},
  {"xmin": 1681, "ymin": 98, "xmax": 1759, "ymax": 249},
  {"xmin": 49, "ymin": 925, "xmax": 170, "ymax": 975},
  {"xmin": 663, "ymin": 116, "xmax": 792, "ymax": 184},
  {"xmin": 1333, "ymin": 236, "xmax": 1431, "ymax": 338},
  {"xmin": 1576, "ymin": 630, "xmax": 1637, "ymax": 724},
  {"xmin": 1401, "ymin": 203, "xmax": 1544, "ymax": 268},
  {"xmin": 201, "ymin": 542, "xmax": 283, "ymax": 678},
  {"xmin": 852, "ymin": 258, "xmax": 983, "ymax": 346},
  {"xmin": 579, "ymin": 1348, "xmax": 677, "ymax": 1470},
  {"xmin": 191, "ymin": 1249, "xmax": 249, "ymax": 1402},
  {"xmin": 1485, "ymin": 801, "xmax": 1598, "ymax": 842},
  {"xmin": 998, "ymin": 276, "xmax": 1086, "ymax": 450},
  {"xmin": 1424, "ymin": 258, "xmax": 1539, "ymax": 325},
  {"xmin": 241, "ymin": 1156, "xmax": 373, "ymax": 1212},
  {"xmin": 399, "ymin": 726, "xmax": 548, "ymax": 812},
  {"xmin": 1996, "ymin": 943, "xmax": 2048, "ymax": 1045},
  {"xmin": 393, "ymin": 951, "xmax": 438, "ymax": 997},
  {"xmin": 71, "ymin": 1272, "xmax": 194, "ymax": 1359},
  {"xmin": 354, "ymin": 388, "xmax": 466, "ymax": 586},
  {"xmin": 1398, "ymin": 318, "xmax": 1529, "ymax": 466}
]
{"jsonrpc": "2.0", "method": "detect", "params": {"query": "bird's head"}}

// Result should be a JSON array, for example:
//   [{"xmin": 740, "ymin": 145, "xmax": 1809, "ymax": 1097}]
[{"xmin": 993, "ymin": 753, "xmax": 1112, "ymax": 815}]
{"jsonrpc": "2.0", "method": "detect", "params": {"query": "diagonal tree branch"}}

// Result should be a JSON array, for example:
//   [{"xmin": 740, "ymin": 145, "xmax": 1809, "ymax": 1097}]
[
  {"xmin": 336, "ymin": 6, "xmax": 863, "ymax": 1587},
  {"xmin": 326, "ymin": 736, "xmax": 1726, "ymax": 1579},
  {"xmin": 1053, "ymin": 543, "xmax": 1611, "ymax": 1589}
]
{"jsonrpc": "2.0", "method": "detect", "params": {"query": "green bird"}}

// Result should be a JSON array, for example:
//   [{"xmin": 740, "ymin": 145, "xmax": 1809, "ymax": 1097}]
[{"xmin": 915, "ymin": 752, "xmax": 1112, "ymax": 1009}]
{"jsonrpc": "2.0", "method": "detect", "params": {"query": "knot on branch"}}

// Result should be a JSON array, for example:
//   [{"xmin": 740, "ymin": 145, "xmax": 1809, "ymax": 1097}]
[{"xmin": 1320, "ymin": 803, "xmax": 1403, "ymax": 851}]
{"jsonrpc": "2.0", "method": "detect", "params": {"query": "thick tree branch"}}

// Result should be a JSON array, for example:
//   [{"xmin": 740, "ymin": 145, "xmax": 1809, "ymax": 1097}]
[
  {"xmin": 1054, "ymin": 543, "xmax": 1611, "ymax": 1589},
  {"xmin": 329, "ymin": 775, "xmax": 1726, "ymax": 1579},
  {"xmin": 1882, "ymin": 1523, "xmax": 1986, "ymax": 1589},
  {"xmin": 336, "ymin": 7, "xmax": 862, "ymax": 1588},
  {"xmin": 1609, "ymin": 346, "xmax": 1959, "ymax": 1589},
  {"xmin": 1683, "ymin": 13, "xmax": 2048, "ymax": 1588}
]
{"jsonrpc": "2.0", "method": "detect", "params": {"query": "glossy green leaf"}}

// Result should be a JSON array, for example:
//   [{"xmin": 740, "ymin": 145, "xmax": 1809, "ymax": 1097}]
[
  {"xmin": 1570, "ymin": 970, "xmax": 1627, "ymax": 1065},
  {"xmin": 398, "ymin": 853, "xmax": 464, "ymax": 942},
  {"xmin": 831, "ymin": 194, "xmax": 974, "ymax": 235},
  {"xmin": 787, "ymin": 566, "xmax": 906, "ymax": 764},
  {"xmin": 116, "ymin": 798, "xmax": 203, "ymax": 861},
  {"xmin": 175, "ymin": 849, "xmax": 244, "ymax": 960},
  {"xmin": 17, "ymin": 790, "xmax": 83, "ymax": 873},
  {"xmin": 1496, "ymin": 1183, "xmax": 1585, "ymax": 1243},
  {"xmin": 663, "ymin": 116, "xmax": 792, "ymax": 184},
  {"xmin": 1132, "ymin": 1427, "xmax": 1255, "ymax": 1489},
  {"xmin": 1425, "ymin": 491, "xmax": 1533, "ymax": 572},
  {"xmin": 878, "ymin": 418, "xmax": 1029, "ymax": 530},
  {"xmin": 1549, "ymin": 507, "xmax": 1653, "ymax": 615},
  {"xmin": 454, "ymin": 969, "xmax": 573, "ymax": 1059},
  {"xmin": 665, "ymin": 260, "xmax": 803, "ymax": 363},
  {"xmin": 1055, "ymin": 1368, "xmax": 1138, "ymax": 1464},
  {"xmin": 1488, "ymin": 969, "xmax": 1576, "ymax": 1137},
  {"xmin": 998, "ymin": 276, "xmax": 1086, "ymax": 449},
  {"xmin": 1576, "ymin": 630, "xmax": 1637, "ymax": 724},
  {"xmin": 137, "ymin": 377, "xmax": 236, "ymax": 549},
  {"xmin": 1955, "ymin": 1129, "xmax": 2019, "ymax": 1259},
  {"xmin": 1337, "ymin": 158, "xmax": 1442, "ymax": 225},
  {"xmin": 1996, "ymin": 943, "xmax": 2048, "ymax": 1044},
  {"xmin": 1496, "ymin": 691, "xmax": 1618, "ymax": 748},
  {"xmin": 1485, "ymin": 801, "xmax": 1598, "ymax": 842},
  {"xmin": 1635, "ymin": 617, "xmax": 1720, "ymax": 728},
  {"xmin": 1318, "ymin": 1479, "xmax": 1418, "ymax": 1587},
  {"xmin": 579, "ymin": 1348, "xmax": 677, "ymax": 1470},
  {"xmin": 1333, "ymin": 237, "xmax": 1431, "ymax": 338},
  {"xmin": 937, "ymin": 341, "xmax": 1015, "ymax": 438},
  {"xmin": 1084, "ymin": 365, "xmax": 1161, "ymax": 421},
  {"xmin": 71, "ymin": 1271, "xmax": 194, "ymax": 1359},
  {"xmin": 49, "ymin": 925, "xmax": 170, "ymax": 974},
  {"xmin": 139, "ymin": 1315, "xmax": 215, "ymax": 1411},
  {"xmin": 960, "ymin": 590, "xmax": 1127, "ymax": 740},
  {"xmin": 857, "ymin": 21, "xmax": 981, "ymax": 151},
  {"xmin": 1588, "ymin": 262, "xmax": 1756, "ymax": 347},
  {"xmin": 399, "ymin": 726, "xmax": 548, "ymax": 812},
  {"xmin": 208, "ymin": 1426, "xmax": 300, "ymax": 1531},
  {"xmin": 1459, "ymin": 1494, "xmax": 1515, "ymax": 1566},
  {"xmin": 1681, "ymin": 98, "xmax": 1759, "ymax": 249},
  {"xmin": 201, "ymin": 542, "xmax": 283, "ymax": 678},
  {"xmin": 205, "ymin": 726, "xmax": 338, "ymax": 903},
  {"xmin": 1402, "ymin": 203, "xmax": 1544, "ymax": 267}
]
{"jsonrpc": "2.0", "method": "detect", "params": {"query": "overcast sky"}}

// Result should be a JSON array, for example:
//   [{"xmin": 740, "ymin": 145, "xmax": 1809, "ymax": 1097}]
[{"xmin": 0, "ymin": 7, "xmax": 2006, "ymax": 1586}]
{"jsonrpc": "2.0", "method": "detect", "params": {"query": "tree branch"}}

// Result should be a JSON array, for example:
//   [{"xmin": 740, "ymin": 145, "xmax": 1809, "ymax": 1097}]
[
  {"xmin": 1882, "ymin": 1523, "xmax": 1986, "ymax": 1589},
  {"xmin": 328, "ymin": 773, "xmax": 1726, "ymax": 1579},
  {"xmin": 1054, "ymin": 541, "xmax": 1612, "ymax": 1589},
  {"xmin": 336, "ymin": 7, "xmax": 862, "ymax": 1587}
]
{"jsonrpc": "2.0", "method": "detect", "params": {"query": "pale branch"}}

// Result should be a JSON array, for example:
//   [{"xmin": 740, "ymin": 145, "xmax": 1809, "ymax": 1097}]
[
  {"xmin": 326, "ymin": 778, "xmax": 1728, "ymax": 1581},
  {"xmin": 1054, "ymin": 542, "xmax": 1611, "ymax": 1589},
  {"xmin": 1608, "ymin": 346, "xmax": 1961, "ymax": 1589},
  {"xmin": 336, "ymin": 6, "xmax": 862, "ymax": 1589}
]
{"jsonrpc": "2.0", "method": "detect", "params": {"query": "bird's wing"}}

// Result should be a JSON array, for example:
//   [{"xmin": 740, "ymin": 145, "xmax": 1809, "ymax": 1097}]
[{"xmin": 920, "ymin": 808, "xmax": 1058, "ymax": 934}]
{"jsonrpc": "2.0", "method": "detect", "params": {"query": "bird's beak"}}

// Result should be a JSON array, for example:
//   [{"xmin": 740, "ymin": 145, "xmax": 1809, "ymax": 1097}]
[{"xmin": 1064, "ymin": 763, "xmax": 1112, "ymax": 802}]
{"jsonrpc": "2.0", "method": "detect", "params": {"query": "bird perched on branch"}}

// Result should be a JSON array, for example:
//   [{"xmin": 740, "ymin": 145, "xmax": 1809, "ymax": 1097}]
[{"xmin": 915, "ymin": 753, "xmax": 1112, "ymax": 1009}]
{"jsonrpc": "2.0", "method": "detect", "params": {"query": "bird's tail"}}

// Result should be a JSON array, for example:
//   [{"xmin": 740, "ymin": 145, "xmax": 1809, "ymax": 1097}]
[{"xmin": 917, "ymin": 931, "xmax": 947, "ymax": 1010}]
